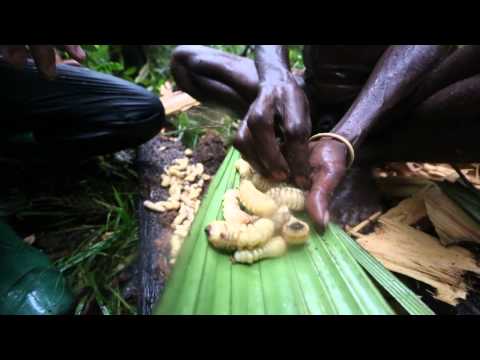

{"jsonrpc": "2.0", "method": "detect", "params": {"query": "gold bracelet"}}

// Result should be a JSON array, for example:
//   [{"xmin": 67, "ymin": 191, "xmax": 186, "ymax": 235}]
[{"xmin": 309, "ymin": 132, "xmax": 355, "ymax": 168}]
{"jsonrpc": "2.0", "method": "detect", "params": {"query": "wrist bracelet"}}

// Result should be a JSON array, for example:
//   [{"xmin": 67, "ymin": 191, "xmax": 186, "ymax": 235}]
[{"xmin": 309, "ymin": 132, "xmax": 355, "ymax": 168}]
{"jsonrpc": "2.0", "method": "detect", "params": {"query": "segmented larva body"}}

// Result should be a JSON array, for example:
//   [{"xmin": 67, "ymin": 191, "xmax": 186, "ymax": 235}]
[
  {"xmin": 282, "ymin": 217, "xmax": 310, "ymax": 245},
  {"xmin": 267, "ymin": 186, "xmax": 306, "ymax": 211},
  {"xmin": 233, "ymin": 236, "xmax": 287, "ymax": 264},
  {"xmin": 269, "ymin": 205, "xmax": 292, "ymax": 233},
  {"xmin": 223, "ymin": 189, "xmax": 256, "ymax": 225},
  {"xmin": 251, "ymin": 173, "xmax": 280, "ymax": 192},
  {"xmin": 238, "ymin": 180, "xmax": 278, "ymax": 217},
  {"xmin": 206, "ymin": 218, "xmax": 275, "ymax": 251},
  {"xmin": 235, "ymin": 159, "xmax": 254, "ymax": 179}
]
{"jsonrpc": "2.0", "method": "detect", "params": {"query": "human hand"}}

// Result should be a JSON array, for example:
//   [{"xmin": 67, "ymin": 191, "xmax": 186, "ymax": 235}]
[
  {"xmin": 0, "ymin": 45, "xmax": 86, "ymax": 79},
  {"xmin": 233, "ymin": 76, "xmax": 312, "ymax": 189},
  {"xmin": 306, "ymin": 138, "xmax": 349, "ymax": 233}
]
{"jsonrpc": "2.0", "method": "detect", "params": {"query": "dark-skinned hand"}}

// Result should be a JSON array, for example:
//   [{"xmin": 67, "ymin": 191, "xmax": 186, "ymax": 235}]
[
  {"xmin": 306, "ymin": 138, "xmax": 348, "ymax": 233},
  {"xmin": 233, "ymin": 75, "xmax": 312, "ymax": 189},
  {"xmin": 0, "ymin": 45, "xmax": 86, "ymax": 79}
]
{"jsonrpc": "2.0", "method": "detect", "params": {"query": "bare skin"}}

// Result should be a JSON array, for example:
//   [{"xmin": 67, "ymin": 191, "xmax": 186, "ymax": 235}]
[
  {"xmin": 172, "ymin": 45, "xmax": 480, "ymax": 232},
  {"xmin": 0, "ymin": 45, "xmax": 86, "ymax": 79}
]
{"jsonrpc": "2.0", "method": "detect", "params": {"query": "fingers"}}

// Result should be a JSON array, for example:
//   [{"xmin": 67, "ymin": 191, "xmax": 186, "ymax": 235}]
[
  {"xmin": 281, "ymin": 89, "xmax": 312, "ymax": 189},
  {"xmin": 63, "ymin": 45, "xmax": 86, "ymax": 62},
  {"xmin": 29, "ymin": 46, "xmax": 56, "ymax": 79},
  {"xmin": 306, "ymin": 140, "xmax": 348, "ymax": 233},
  {"xmin": 233, "ymin": 120, "xmax": 269, "ymax": 177},
  {"xmin": 1, "ymin": 46, "xmax": 29, "ymax": 67},
  {"xmin": 247, "ymin": 94, "xmax": 290, "ymax": 181},
  {"xmin": 58, "ymin": 59, "xmax": 82, "ymax": 67}
]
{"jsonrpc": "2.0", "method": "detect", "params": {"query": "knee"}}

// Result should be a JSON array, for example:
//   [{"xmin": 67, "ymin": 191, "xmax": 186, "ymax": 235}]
[
  {"xmin": 110, "ymin": 81, "xmax": 165, "ymax": 143},
  {"xmin": 133, "ymin": 88, "xmax": 165, "ymax": 141},
  {"xmin": 171, "ymin": 45, "xmax": 204, "ymax": 68},
  {"xmin": 170, "ymin": 45, "xmax": 212, "ymax": 81}
]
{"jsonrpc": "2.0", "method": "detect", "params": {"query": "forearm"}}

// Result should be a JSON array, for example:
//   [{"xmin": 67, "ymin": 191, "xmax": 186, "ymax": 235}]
[
  {"xmin": 254, "ymin": 45, "xmax": 291, "ymax": 83},
  {"xmin": 332, "ymin": 45, "xmax": 454, "ymax": 148}
]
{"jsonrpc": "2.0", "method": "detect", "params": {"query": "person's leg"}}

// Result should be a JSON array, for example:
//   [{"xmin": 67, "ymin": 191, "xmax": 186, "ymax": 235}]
[
  {"xmin": 0, "ymin": 60, "xmax": 165, "ymax": 161},
  {"xmin": 170, "ymin": 45, "xmax": 261, "ymax": 116}
]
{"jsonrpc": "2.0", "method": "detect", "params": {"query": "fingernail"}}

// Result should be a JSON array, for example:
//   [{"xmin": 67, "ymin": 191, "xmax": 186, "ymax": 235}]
[
  {"xmin": 323, "ymin": 211, "xmax": 330, "ymax": 226},
  {"xmin": 272, "ymin": 171, "xmax": 287, "ymax": 181}
]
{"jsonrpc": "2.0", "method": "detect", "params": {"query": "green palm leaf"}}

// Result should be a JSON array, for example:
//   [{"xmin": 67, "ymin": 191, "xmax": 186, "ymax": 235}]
[{"xmin": 154, "ymin": 148, "xmax": 433, "ymax": 315}]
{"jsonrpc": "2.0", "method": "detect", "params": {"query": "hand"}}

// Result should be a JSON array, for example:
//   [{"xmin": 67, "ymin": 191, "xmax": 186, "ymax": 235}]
[
  {"xmin": 233, "ymin": 76, "xmax": 312, "ymax": 189},
  {"xmin": 306, "ymin": 137, "xmax": 349, "ymax": 233},
  {"xmin": 0, "ymin": 45, "xmax": 86, "ymax": 79}
]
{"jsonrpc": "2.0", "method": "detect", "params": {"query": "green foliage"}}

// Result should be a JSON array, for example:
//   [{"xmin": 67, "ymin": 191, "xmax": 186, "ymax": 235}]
[
  {"xmin": 55, "ymin": 187, "xmax": 139, "ymax": 315},
  {"xmin": 288, "ymin": 45, "xmax": 304, "ymax": 69},
  {"xmin": 82, "ymin": 45, "xmax": 131, "ymax": 78}
]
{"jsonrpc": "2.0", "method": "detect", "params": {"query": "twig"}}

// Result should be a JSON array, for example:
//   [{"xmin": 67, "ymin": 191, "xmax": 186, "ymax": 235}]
[{"xmin": 349, "ymin": 211, "xmax": 383, "ymax": 235}]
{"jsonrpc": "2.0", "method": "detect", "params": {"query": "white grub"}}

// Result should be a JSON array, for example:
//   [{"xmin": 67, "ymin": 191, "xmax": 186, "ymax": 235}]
[
  {"xmin": 161, "ymin": 174, "xmax": 171, "ymax": 187},
  {"xmin": 145, "ymin": 155, "xmax": 208, "ymax": 260},
  {"xmin": 144, "ymin": 200, "xmax": 166, "ymax": 213},
  {"xmin": 173, "ymin": 157, "xmax": 189, "ymax": 169},
  {"xmin": 164, "ymin": 200, "xmax": 181, "ymax": 211}
]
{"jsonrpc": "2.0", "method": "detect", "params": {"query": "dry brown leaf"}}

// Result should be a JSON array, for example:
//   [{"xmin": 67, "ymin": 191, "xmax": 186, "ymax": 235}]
[
  {"xmin": 160, "ymin": 91, "xmax": 200, "ymax": 116},
  {"xmin": 358, "ymin": 218, "xmax": 480, "ymax": 305},
  {"xmin": 424, "ymin": 186, "xmax": 480, "ymax": 246}
]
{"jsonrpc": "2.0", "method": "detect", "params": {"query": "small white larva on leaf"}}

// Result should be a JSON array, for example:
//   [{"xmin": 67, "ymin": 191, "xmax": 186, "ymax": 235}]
[
  {"xmin": 238, "ymin": 180, "xmax": 278, "ymax": 217},
  {"xmin": 250, "ymin": 173, "xmax": 280, "ymax": 192},
  {"xmin": 233, "ymin": 236, "xmax": 287, "ymax": 264},
  {"xmin": 223, "ymin": 189, "xmax": 256, "ymax": 225},
  {"xmin": 282, "ymin": 217, "xmax": 310, "ymax": 245},
  {"xmin": 269, "ymin": 205, "xmax": 292, "ymax": 233},
  {"xmin": 206, "ymin": 218, "xmax": 275, "ymax": 251},
  {"xmin": 235, "ymin": 158, "xmax": 254, "ymax": 179},
  {"xmin": 267, "ymin": 186, "xmax": 306, "ymax": 211}
]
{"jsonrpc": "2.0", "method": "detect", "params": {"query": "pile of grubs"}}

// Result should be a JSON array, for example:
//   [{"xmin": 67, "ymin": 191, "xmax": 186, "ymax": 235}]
[
  {"xmin": 205, "ymin": 159, "xmax": 310, "ymax": 265},
  {"xmin": 144, "ymin": 154, "xmax": 310, "ymax": 265},
  {"xmin": 143, "ymin": 149, "xmax": 211, "ymax": 264}
]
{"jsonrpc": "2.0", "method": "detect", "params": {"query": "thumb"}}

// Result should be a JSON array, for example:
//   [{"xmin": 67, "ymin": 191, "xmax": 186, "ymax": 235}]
[
  {"xmin": 306, "ymin": 185, "xmax": 330, "ymax": 234},
  {"xmin": 306, "ymin": 147, "xmax": 347, "ymax": 233}
]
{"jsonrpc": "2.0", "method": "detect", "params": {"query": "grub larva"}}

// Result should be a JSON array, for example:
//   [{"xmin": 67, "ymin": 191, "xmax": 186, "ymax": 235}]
[
  {"xmin": 235, "ymin": 158, "xmax": 254, "ymax": 179},
  {"xmin": 143, "ymin": 200, "xmax": 165, "ymax": 212},
  {"xmin": 233, "ymin": 236, "xmax": 287, "ymax": 264},
  {"xmin": 267, "ymin": 186, "xmax": 306, "ymax": 211},
  {"xmin": 222, "ymin": 189, "xmax": 256, "ymax": 225},
  {"xmin": 238, "ymin": 180, "xmax": 278, "ymax": 217},
  {"xmin": 281, "ymin": 217, "xmax": 310, "ymax": 245},
  {"xmin": 206, "ymin": 218, "xmax": 275, "ymax": 251},
  {"xmin": 250, "ymin": 173, "xmax": 280, "ymax": 192},
  {"xmin": 173, "ymin": 157, "xmax": 189, "ymax": 169},
  {"xmin": 161, "ymin": 174, "xmax": 171, "ymax": 187},
  {"xmin": 269, "ymin": 205, "xmax": 292, "ymax": 232}
]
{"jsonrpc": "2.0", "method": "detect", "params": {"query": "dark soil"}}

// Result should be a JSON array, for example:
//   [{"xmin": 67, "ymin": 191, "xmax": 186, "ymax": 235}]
[
  {"xmin": 192, "ymin": 131, "xmax": 227, "ymax": 175},
  {"xmin": 135, "ymin": 132, "xmax": 226, "ymax": 314}
]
